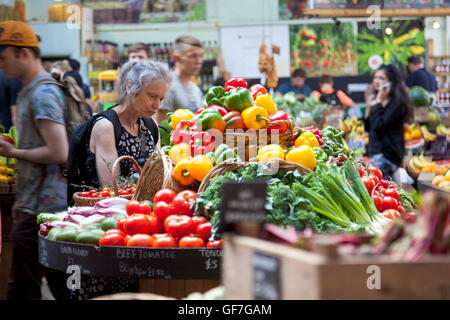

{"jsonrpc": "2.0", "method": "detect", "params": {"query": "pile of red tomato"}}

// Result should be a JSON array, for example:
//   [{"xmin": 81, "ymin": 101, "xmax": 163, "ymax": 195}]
[
  {"xmin": 99, "ymin": 188, "xmax": 222, "ymax": 248},
  {"xmin": 78, "ymin": 186, "xmax": 136, "ymax": 198},
  {"xmin": 358, "ymin": 166, "xmax": 416, "ymax": 222}
]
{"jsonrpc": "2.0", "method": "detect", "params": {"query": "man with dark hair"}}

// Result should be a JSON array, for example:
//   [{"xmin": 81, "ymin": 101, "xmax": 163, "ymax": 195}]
[
  {"xmin": 0, "ymin": 21, "xmax": 69, "ymax": 300},
  {"xmin": 65, "ymin": 58, "xmax": 94, "ymax": 116},
  {"xmin": 128, "ymin": 42, "xmax": 152, "ymax": 62},
  {"xmin": 405, "ymin": 55, "xmax": 438, "ymax": 98},
  {"xmin": 311, "ymin": 74, "xmax": 355, "ymax": 108},
  {"xmin": 155, "ymin": 35, "xmax": 203, "ymax": 123},
  {"xmin": 275, "ymin": 68, "xmax": 311, "ymax": 101}
]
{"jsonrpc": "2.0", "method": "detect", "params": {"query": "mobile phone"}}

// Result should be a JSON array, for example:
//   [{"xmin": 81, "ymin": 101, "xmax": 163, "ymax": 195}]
[{"xmin": 382, "ymin": 82, "xmax": 391, "ymax": 89}]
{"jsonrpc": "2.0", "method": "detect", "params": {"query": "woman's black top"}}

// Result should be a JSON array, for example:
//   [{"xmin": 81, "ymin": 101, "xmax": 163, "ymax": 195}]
[
  {"xmin": 364, "ymin": 99, "xmax": 405, "ymax": 166},
  {"xmin": 85, "ymin": 115, "xmax": 157, "ymax": 188}
]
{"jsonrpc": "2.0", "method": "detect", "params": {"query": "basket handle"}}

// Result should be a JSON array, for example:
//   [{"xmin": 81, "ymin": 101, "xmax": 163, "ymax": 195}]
[{"xmin": 111, "ymin": 155, "xmax": 142, "ymax": 195}]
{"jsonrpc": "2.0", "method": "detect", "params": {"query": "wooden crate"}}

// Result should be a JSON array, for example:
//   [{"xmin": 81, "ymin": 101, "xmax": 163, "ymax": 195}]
[
  {"xmin": 139, "ymin": 279, "xmax": 221, "ymax": 300},
  {"xmin": 222, "ymin": 235, "xmax": 450, "ymax": 300},
  {"xmin": 0, "ymin": 184, "xmax": 10, "ymax": 193}
]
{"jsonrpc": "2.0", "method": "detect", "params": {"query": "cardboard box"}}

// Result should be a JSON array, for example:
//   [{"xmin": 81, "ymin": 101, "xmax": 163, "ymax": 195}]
[{"xmin": 222, "ymin": 235, "xmax": 450, "ymax": 300}]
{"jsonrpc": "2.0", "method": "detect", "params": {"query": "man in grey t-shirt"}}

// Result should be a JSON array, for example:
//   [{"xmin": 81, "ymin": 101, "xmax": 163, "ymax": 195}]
[
  {"xmin": 0, "ymin": 21, "xmax": 69, "ymax": 300},
  {"xmin": 155, "ymin": 35, "xmax": 204, "ymax": 123}
]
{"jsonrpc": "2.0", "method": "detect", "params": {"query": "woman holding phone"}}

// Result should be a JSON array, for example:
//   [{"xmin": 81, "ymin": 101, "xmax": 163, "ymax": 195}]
[{"xmin": 364, "ymin": 64, "xmax": 411, "ymax": 180}]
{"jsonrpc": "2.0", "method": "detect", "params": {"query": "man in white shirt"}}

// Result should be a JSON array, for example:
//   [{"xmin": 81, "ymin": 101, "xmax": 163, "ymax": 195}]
[{"xmin": 154, "ymin": 35, "xmax": 203, "ymax": 123}]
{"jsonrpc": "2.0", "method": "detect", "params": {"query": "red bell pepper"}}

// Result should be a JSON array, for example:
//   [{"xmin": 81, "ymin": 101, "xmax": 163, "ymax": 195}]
[
  {"xmin": 196, "ymin": 105, "xmax": 228, "ymax": 117},
  {"xmin": 190, "ymin": 131, "xmax": 215, "ymax": 155},
  {"xmin": 224, "ymin": 77, "xmax": 247, "ymax": 92},
  {"xmin": 208, "ymin": 104, "xmax": 228, "ymax": 116},
  {"xmin": 266, "ymin": 111, "xmax": 290, "ymax": 134},
  {"xmin": 249, "ymin": 84, "xmax": 268, "ymax": 100},
  {"xmin": 171, "ymin": 119, "xmax": 198, "ymax": 145},
  {"xmin": 195, "ymin": 107, "xmax": 206, "ymax": 115}
]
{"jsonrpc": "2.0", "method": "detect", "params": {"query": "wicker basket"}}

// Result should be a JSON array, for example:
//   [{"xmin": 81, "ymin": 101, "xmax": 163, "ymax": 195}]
[
  {"xmin": 222, "ymin": 120, "xmax": 296, "ymax": 161},
  {"xmin": 72, "ymin": 155, "xmax": 139, "ymax": 207},
  {"xmin": 132, "ymin": 151, "xmax": 200, "ymax": 202},
  {"xmin": 197, "ymin": 159, "xmax": 311, "ymax": 194}
]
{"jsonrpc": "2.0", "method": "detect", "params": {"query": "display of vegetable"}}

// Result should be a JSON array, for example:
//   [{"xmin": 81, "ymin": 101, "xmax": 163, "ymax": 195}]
[
  {"xmin": 266, "ymin": 111, "xmax": 290, "ymax": 134},
  {"xmin": 169, "ymin": 109, "xmax": 195, "ymax": 130},
  {"xmin": 203, "ymin": 86, "xmax": 227, "ymax": 107},
  {"xmin": 373, "ymin": 191, "xmax": 449, "ymax": 259},
  {"xmin": 241, "ymin": 106, "xmax": 270, "ymax": 130},
  {"xmin": 214, "ymin": 144, "xmax": 240, "ymax": 165},
  {"xmin": 249, "ymin": 84, "xmax": 268, "ymax": 100},
  {"xmin": 224, "ymin": 88, "xmax": 254, "ymax": 113},
  {"xmin": 195, "ymin": 109, "xmax": 226, "ymax": 132},
  {"xmin": 189, "ymin": 131, "xmax": 215, "ymax": 155},
  {"xmin": 172, "ymin": 154, "xmax": 214, "ymax": 185},
  {"xmin": 254, "ymin": 93, "xmax": 277, "ymax": 115},
  {"xmin": 171, "ymin": 119, "xmax": 198, "ymax": 145},
  {"xmin": 222, "ymin": 111, "xmax": 245, "ymax": 130},
  {"xmin": 224, "ymin": 77, "xmax": 247, "ymax": 92}
]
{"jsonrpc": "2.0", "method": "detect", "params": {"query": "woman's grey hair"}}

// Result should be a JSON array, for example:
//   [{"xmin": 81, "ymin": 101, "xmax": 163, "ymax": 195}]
[{"xmin": 117, "ymin": 60, "xmax": 172, "ymax": 105}]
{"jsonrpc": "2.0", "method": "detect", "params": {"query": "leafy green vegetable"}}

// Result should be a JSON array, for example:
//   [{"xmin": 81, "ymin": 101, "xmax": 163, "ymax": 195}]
[{"xmin": 158, "ymin": 120, "xmax": 172, "ymax": 148}]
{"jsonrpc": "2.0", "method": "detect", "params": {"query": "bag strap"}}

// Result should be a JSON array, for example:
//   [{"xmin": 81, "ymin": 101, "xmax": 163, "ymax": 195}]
[
  {"xmin": 26, "ymin": 76, "xmax": 60, "ymax": 137},
  {"xmin": 94, "ymin": 108, "xmax": 122, "ymax": 146}
]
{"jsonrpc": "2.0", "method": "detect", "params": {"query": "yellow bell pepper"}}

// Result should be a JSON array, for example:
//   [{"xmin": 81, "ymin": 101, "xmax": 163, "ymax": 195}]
[
  {"xmin": 173, "ymin": 159, "xmax": 196, "ymax": 186},
  {"xmin": 170, "ymin": 109, "xmax": 195, "ymax": 130},
  {"xmin": 188, "ymin": 155, "xmax": 214, "ymax": 182},
  {"xmin": 254, "ymin": 94, "xmax": 277, "ymax": 115},
  {"xmin": 169, "ymin": 143, "xmax": 191, "ymax": 164},
  {"xmin": 257, "ymin": 144, "xmax": 285, "ymax": 162},
  {"xmin": 294, "ymin": 131, "xmax": 319, "ymax": 148},
  {"xmin": 285, "ymin": 145, "xmax": 316, "ymax": 170},
  {"xmin": 241, "ymin": 106, "xmax": 270, "ymax": 130}
]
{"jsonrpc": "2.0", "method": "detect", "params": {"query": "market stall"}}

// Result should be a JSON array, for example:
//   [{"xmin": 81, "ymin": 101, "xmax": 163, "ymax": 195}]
[{"xmin": 34, "ymin": 78, "xmax": 449, "ymax": 300}]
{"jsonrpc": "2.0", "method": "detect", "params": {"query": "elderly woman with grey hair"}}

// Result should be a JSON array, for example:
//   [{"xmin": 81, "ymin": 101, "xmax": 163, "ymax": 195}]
[
  {"xmin": 73, "ymin": 60, "xmax": 171, "ymax": 300},
  {"xmin": 85, "ymin": 60, "xmax": 171, "ymax": 188}
]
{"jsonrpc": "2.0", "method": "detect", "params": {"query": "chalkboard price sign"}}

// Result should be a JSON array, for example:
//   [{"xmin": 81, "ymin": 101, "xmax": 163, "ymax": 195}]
[
  {"xmin": 220, "ymin": 181, "xmax": 268, "ymax": 234},
  {"xmin": 38, "ymin": 233, "xmax": 221, "ymax": 279},
  {"xmin": 253, "ymin": 251, "xmax": 281, "ymax": 300}
]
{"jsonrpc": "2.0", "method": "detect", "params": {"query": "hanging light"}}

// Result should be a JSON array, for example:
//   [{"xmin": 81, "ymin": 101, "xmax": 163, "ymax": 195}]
[{"xmin": 432, "ymin": 20, "xmax": 441, "ymax": 29}]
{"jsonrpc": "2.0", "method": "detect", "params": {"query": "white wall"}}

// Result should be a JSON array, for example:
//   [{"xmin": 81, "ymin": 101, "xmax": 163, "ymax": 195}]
[{"xmin": 425, "ymin": 16, "xmax": 448, "ymax": 56}]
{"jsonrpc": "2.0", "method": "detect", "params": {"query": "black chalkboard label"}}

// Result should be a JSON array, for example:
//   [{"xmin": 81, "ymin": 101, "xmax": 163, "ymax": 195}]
[
  {"xmin": 220, "ymin": 181, "xmax": 267, "ymax": 234},
  {"xmin": 38, "ymin": 233, "xmax": 221, "ymax": 279},
  {"xmin": 253, "ymin": 251, "xmax": 281, "ymax": 300}
]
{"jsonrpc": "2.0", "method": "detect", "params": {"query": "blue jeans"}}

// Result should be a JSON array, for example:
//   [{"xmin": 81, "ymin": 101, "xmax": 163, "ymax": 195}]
[{"xmin": 370, "ymin": 153, "xmax": 398, "ymax": 180}]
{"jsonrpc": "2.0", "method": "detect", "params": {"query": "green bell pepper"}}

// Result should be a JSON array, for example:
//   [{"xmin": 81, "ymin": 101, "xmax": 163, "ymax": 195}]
[
  {"xmin": 214, "ymin": 144, "xmax": 239, "ymax": 165},
  {"xmin": 196, "ymin": 109, "xmax": 226, "ymax": 132},
  {"xmin": 203, "ymin": 86, "xmax": 226, "ymax": 107},
  {"xmin": 225, "ymin": 88, "xmax": 254, "ymax": 113}
]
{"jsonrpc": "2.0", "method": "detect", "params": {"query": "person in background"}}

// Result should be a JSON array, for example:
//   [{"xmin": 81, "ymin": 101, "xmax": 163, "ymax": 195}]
[
  {"xmin": 128, "ymin": 42, "xmax": 152, "ymax": 63},
  {"xmin": 0, "ymin": 70, "xmax": 23, "ymax": 130},
  {"xmin": 405, "ymin": 54, "xmax": 438, "ymax": 101},
  {"xmin": 364, "ymin": 64, "xmax": 410, "ymax": 180},
  {"xmin": 66, "ymin": 58, "xmax": 96, "ymax": 116},
  {"xmin": 50, "ymin": 60, "xmax": 71, "ymax": 79},
  {"xmin": 275, "ymin": 68, "xmax": 311, "ymax": 102},
  {"xmin": 0, "ymin": 20, "xmax": 69, "ymax": 300},
  {"xmin": 128, "ymin": 0, "xmax": 143, "ymax": 24},
  {"xmin": 311, "ymin": 74, "xmax": 355, "ymax": 108},
  {"xmin": 155, "ymin": 35, "xmax": 204, "ymax": 123}
]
